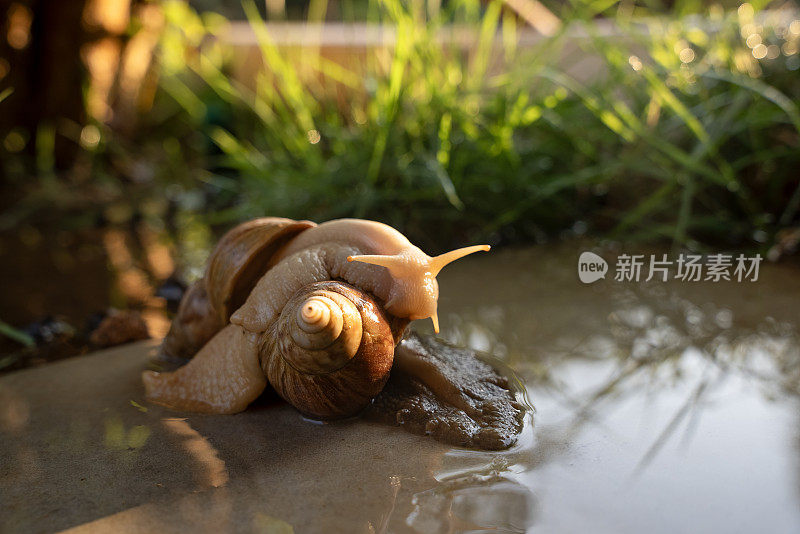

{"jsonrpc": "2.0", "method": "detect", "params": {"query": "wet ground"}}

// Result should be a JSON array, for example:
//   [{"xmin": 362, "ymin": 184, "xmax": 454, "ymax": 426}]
[{"xmin": 1, "ymin": 243, "xmax": 799, "ymax": 533}]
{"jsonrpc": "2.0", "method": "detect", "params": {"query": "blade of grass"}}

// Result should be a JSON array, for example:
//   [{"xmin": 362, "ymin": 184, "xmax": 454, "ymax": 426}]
[
  {"xmin": 612, "ymin": 181, "xmax": 677, "ymax": 235},
  {"xmin": 0, "ymin": 320, "xmax": 34, "ymax": 348},
  {"xmin": 702, "ymin": 69, "xmax": 800, "ymax": 135},
  {"xmin": 243, "ymin": 0, "xmax": 316, "ymax": 134},
  {"xmin": 467, "ymin": 0, "xmax": 502, "ymax": 90}
]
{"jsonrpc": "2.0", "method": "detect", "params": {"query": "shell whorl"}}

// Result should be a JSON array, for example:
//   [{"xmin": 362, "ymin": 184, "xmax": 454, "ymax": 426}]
[
  {"xmin": 205, "ymin": 217, "xmax": 315, "ymax": 323},
  {"xmin": 281, "ymin": 290, "xmax": 363, "ymax": 375},
  {"xmin": 262, "ymin": 280, "xmax": 395, "ymax": 419}
]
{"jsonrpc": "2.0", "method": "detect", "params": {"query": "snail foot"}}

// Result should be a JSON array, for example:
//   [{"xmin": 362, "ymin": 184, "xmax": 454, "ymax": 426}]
[{"xmin": 143, "ymin": 324, "xmax": 266, "ymax": 414}]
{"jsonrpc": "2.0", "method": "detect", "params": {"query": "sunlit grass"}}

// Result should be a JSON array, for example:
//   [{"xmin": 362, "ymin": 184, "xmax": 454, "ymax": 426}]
[
  {"xmin": 5, "ymin": 1, "xmax": 798, "ymax": 253},
  {"xmin": 149, "ymin": 0, "xmax": 799, "ymax": 252}
]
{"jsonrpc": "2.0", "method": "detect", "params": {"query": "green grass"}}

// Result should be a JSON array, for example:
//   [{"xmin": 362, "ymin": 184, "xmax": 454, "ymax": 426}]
[
  {"xmin": 144, "ymin": 0, "xmax": 800, "ymax": 252},
  {"xmin": 5, "ymin": 0, "xmax": 800, "ymax": 255},
  {"xmin": 0, "ymin": 319, "xmax": 34, "ymax": 348}
]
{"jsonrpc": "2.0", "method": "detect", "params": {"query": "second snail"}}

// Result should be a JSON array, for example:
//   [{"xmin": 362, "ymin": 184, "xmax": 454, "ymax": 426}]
[{"xmin": 144, "ymin": 218, "xmax": 527, "ymax": 450}]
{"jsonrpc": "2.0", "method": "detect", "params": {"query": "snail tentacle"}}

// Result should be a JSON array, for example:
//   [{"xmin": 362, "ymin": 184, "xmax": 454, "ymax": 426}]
[{"xmin": 347, "ymin": 244, "xmax": 490, "ymax": 332}]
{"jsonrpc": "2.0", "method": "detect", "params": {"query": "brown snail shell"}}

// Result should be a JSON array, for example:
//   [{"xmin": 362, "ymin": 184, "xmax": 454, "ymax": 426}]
[
  {"xmin": 260, "ymin": 280, "xmax": 395, "ymax": 419},
  {"xmin": 159, "ymin": 281, "xmax": 222, "ymax": 360},
  {"xmin": 160, "ymin": 217, "xmax": 315, "ymax": 359},
  {"xmin": 205, "ymin": 217, "xmax": 316, "ymax": 323}
]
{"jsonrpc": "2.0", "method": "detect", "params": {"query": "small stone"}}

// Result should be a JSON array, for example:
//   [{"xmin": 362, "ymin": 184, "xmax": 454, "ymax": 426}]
[{"xmin": 89, "ymin": 310, "xmax": 150, "ymax": 348}]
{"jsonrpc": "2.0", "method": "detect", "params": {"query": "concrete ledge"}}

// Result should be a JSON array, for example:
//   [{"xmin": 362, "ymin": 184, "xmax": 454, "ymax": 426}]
[{"xmin": 0, "ymin": 341, "xmax": 450, "ymax": 533}]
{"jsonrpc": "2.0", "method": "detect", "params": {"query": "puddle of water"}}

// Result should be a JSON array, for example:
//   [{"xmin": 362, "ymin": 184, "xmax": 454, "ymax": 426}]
[{"xmin": 421, "ymin": 244, "xmax": 800, "ymax": 533}]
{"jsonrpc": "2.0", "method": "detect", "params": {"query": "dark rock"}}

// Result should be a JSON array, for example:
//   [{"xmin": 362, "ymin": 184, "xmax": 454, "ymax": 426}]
[{"xmin": 367, "ymin": 333, "xmax": 528, "ymax": 450}]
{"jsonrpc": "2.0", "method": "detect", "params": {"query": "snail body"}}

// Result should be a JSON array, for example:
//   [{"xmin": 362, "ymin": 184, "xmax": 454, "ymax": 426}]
[
  {"xmin": 144, "ymin": 217, "xmax": 489, "ymax": 419},
  {"xmin": 233, "ymin": 219, "xmax": 490, "ymax": 334}
]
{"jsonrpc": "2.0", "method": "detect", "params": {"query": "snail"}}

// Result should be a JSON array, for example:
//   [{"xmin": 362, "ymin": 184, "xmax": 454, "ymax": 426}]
[{"xmin": 143, "ymin": 217, "xmax": 490, "ymax": 419}]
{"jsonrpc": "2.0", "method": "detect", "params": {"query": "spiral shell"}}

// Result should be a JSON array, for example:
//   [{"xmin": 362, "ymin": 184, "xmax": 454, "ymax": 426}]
[
  {"xmin": 261, "ymin": 281, "xmax": 395, "ymax": 419},
  {"xmin": 160, "ymin": 217, "xmax": 314, "ymax": 360},
  {"xmin": 205, "ymin": 217, "xmax": 315, "ymax": 323}
]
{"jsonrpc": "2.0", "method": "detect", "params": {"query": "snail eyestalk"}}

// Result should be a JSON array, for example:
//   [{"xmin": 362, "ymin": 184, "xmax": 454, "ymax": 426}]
[
  {"xmin": 429, "ymin": 244, "xmax": 491, "ymax": 275},
  {"xmin": 344, "ymin": 253, "xmax": 407, "ymax": 275},
  {"xmin": 347, "ymin": 244, "xmax": 490, "ymax": 333}
]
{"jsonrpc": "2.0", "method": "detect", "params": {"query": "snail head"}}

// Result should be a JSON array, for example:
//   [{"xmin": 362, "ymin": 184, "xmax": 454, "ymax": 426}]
[{"xmin": 347, "ymin": 244, "xmax": 490, "ymax": 333}]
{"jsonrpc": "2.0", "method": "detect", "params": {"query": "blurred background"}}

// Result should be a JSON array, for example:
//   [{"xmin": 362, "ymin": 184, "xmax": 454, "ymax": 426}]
[{"xmin": 0, "ymin": 0, "xmax": 799, "ymax": 369}]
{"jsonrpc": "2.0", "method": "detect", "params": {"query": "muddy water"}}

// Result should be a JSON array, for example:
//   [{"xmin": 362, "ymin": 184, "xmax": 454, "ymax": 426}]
[{"xmin": 1, "ymin": 243, "xmax": 799, "ymax": 533}]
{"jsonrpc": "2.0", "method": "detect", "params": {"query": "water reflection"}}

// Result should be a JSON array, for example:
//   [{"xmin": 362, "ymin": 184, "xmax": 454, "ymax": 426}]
[
  {"xmin": 434, "ymin": 247, "xmax": 800, "ymax": 532},
  {"xmin": 409, "ymin": 424, "xmax": 539, "ymax": 533},
  {"xmin": 408, "ymin": 477, "xmax": 534, "ymax": 533}
]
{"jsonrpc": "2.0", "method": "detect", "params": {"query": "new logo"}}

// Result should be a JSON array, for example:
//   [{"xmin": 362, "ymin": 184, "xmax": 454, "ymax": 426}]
[{"xmin": 578, "ymin": 251, "xmax": 608, "ymax": 284}]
